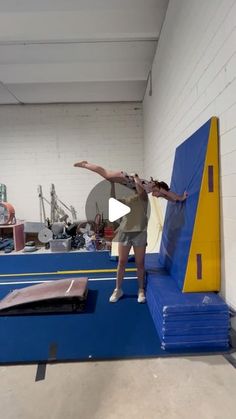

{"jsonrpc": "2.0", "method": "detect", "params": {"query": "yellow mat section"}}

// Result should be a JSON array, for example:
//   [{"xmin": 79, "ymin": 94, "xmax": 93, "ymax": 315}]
[{"xmin": 183, "ymin": 117, "xmax": 220, "ymax": 292}]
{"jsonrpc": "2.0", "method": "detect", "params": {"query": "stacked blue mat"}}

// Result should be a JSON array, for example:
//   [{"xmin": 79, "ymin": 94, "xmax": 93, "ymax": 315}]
[{"xmin": 146, "ymin": 268, "xmax": 229, "ymax": 350}]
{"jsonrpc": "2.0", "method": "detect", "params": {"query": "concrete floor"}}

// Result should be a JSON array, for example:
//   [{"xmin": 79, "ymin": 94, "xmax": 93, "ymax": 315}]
[{"xmin": 0, "ymin": 355, "xmax": 236, "ymax": 419}]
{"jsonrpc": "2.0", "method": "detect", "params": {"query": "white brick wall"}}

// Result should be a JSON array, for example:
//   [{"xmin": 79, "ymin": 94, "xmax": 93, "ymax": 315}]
[
  {"xmin": 0, "ymin": 102, "xmax": 143, "ymax": 222},
  {"xmin": 143, "ymin": 0, "xmax": 236, "ymax": 309}
]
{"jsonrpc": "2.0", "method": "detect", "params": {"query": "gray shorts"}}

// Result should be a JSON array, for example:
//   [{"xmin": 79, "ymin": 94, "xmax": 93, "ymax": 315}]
[{"xmin": 116, "ymin": 231, "xmax": 147, "ymax": 247}]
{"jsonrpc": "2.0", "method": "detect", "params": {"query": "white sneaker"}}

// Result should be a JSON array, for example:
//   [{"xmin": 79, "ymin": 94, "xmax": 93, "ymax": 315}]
[
  {"xmin": 137, "ymin": 289, "xmax": 146, "ymax": 303},
  {"xmin": 109, "ymin": 288, "xmax": 124, "ymax": 303}
]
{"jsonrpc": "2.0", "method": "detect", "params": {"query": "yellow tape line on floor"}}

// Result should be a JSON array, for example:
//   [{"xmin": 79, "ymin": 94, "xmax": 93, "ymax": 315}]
[{"xmin": 0, "ymin": 268, "xmax": 137, "ymax": 278}]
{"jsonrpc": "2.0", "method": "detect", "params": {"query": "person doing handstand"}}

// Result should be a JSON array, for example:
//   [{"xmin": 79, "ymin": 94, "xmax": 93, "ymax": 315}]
[{"xmin": 74, "ymin": 161, "xmax": 188, "ymax": 202}]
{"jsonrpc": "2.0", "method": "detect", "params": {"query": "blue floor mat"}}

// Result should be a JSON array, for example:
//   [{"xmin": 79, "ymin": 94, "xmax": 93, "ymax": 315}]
[
  {"xmin": 0, "ymin": 277, "xmax": 230, "ymax": 364},
  {"xmin": 0, "ymin": 278, "xmax": 162, "ymax": 363}
]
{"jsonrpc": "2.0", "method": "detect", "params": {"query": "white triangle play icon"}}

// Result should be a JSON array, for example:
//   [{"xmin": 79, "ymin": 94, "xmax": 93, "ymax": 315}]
[{"xmin": 108, "ymin": 198, "xmax": 131, "ymax": 222}]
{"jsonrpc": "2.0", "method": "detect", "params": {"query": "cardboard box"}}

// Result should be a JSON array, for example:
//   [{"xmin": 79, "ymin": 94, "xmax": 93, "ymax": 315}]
[{"xmin": 49, "ymin": 237, "xmax": 71, "ymax": 252}]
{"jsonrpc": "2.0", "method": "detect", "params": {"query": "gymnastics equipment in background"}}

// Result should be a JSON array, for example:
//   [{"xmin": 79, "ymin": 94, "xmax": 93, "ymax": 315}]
[
  {"xmin": 0, "ymin": 184, "xmax": 16, "ymax": 225},
  {"xmin": 38, "ymin": 184, "xmax": 77, "ymax": 224},
  {"xmin": 0, "ymin": 184, "xmax": 7, "ymax": 202},
  {"xmin": 0, "ymin": 277, "xmax": 88, "ymax": 315},
  {"xmin": 146, "ymin": 117, "xmax": 229, "ymax": 350},
  {"xmin": 0, "ymin": 202, "xmax": 16, "ymax": 225}
]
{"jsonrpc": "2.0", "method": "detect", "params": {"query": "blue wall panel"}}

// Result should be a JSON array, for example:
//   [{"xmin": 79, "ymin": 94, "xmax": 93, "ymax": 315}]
[{"xmin": 159, "ymin": 119, "xmax": 211, "ymax": 289}]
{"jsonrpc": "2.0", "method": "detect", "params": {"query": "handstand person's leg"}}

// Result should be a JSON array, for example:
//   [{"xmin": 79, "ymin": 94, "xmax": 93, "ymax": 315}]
[
  {"xmin": 74, "ymin": 161, "xmax": 126, "ymax": 183},
  {"xmin": 109, "ymin": 243, "xmax": 131, "ymax": 302},
  {"xmin": 133, "ymin": 245, "xmax": 146, "ymax": 303},
  {"xmin": 116, "ymin": 243, "xmax": 131, "ymax": 289}
]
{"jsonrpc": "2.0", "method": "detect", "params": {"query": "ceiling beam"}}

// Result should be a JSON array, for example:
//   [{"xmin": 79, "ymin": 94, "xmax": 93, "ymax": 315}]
[{"xmin": 0, "ymin": 10, "xmax": 160, "ymax": 43}]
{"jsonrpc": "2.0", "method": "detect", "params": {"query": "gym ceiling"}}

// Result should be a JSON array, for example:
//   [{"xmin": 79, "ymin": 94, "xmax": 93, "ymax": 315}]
[{"xmin": 0, "ymin": 0, "xmax": 169, "ymax": 104}]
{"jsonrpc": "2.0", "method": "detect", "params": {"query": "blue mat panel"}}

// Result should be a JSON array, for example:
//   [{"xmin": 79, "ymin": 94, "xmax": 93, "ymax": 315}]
[
  {"xmin": 0, "ymin": 278, "xmax": 165, "ymax": 364},
  {"xmin": 0, "ymin": 250, "xmax": 135, "ymax": 275},
  {"xmin": 0, "ymin": 275, "xmax": 229, "ymax": 364},
  {"xmin": 147, "ymin": 272, "xmax": 228, "ymax": 314},
  {"xmin": 160, "ymin": 341, "xmax": 228, "ymax": 350},
  {"xmin": 159, "ymin": 119, "xmax": 211, "ymax": 290},
  {"xmin": 146, "ymin": 272, "xmax": 229, "ymax": 350},
  {"xmin": 160, "ymin": 317, "xmax": 229, "ymax": 327},
  {"xmin": 145, "ymin": 253, "xmax": 163, "ymax": 271}
]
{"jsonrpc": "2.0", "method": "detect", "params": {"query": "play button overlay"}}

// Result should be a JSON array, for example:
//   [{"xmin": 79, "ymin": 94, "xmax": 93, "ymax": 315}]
[
  {"xmin": 84, "ymin": 179, "xmax": 150, "ymax": 243},
  {"xmin": 108, "ymin": 198, "xmax": 130, "ymax": 222},
  {"xmin": 85, "ymin": 180, "xmax": 135, "ymax": 223}
]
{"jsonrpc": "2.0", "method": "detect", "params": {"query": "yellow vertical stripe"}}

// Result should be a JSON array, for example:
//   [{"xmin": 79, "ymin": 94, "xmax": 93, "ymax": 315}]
[{"xmin": 183, "ymin": 117, "xmax": 220, "ymax": 292}]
